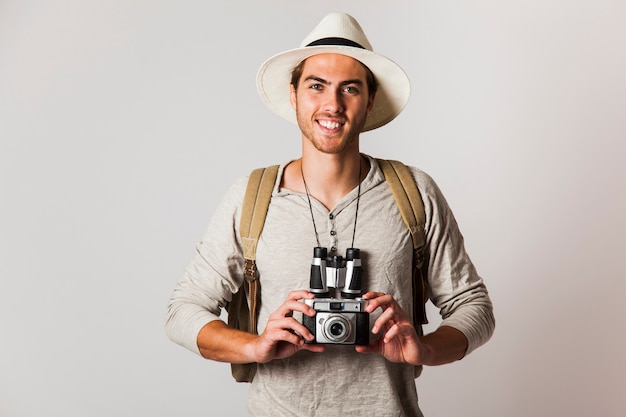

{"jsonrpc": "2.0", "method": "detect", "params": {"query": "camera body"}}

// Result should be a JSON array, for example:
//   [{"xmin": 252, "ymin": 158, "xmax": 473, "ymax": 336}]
[
  {"xmin": 302, "ymin": 298, "xmax": 369, "ymax": 345},
  {"xmin": 302, "ymin": 247, "xmax": 369, "ymax": 345}
]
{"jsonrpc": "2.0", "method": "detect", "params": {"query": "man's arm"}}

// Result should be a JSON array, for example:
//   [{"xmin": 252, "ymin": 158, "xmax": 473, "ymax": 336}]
[
  {"xmin": 414, "ymin": 168, "xmax": 495, "ymax": 356},
  {"xmin": 196, "ymin": 290, "xmax": 325, "ymax": 364},
  {"xmin": 418, "ymin": 325, "xmax": 468, "ymax": 365},
  {"xmin": 196, "ymin": 321, "xmax": 259, "ymax": 363}
]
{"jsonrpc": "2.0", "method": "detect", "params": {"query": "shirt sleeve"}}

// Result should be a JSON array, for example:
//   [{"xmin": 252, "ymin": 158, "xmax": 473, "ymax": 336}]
[
  {"xmin": 415, "ymin": 169, "xmax": 496, "ymax": 355},
  {"xmin": 165, "ymin": 176, "xmax": 248, "ymax": 356}
]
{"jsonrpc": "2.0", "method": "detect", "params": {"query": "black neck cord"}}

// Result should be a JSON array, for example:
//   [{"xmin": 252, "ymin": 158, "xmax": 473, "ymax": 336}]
[{"xmin": 300, "ymin": 160, "xmax": 362, "ymax": 249}]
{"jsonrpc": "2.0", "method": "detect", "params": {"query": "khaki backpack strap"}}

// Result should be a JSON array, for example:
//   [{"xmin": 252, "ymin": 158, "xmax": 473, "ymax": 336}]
[
  {"xmin": 377, "ymin": 159, "xmax": 429, "ymax": 325},
  {"xmin": 239, "ymin": 164, "xmax": 279, "ymax": 333},
  {"xmin": 228, "ymin": 165, "xmax": 279, "ymax": 383}
]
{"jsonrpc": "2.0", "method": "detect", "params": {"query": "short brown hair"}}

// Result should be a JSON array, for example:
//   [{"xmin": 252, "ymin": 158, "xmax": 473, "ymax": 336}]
[{"xmin": 290, "ymin": 57, "xmax": 378, "ymax": 96}]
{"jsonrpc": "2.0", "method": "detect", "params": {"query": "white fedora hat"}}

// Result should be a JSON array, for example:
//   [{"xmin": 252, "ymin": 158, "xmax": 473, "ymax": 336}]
[{"xmin": 256, "ymin": 12, "xmax": 410, "ymax": 132}]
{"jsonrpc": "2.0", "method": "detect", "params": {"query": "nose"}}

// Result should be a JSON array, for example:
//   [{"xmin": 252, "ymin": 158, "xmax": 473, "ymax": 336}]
[{"xmin": 323, "ymin": 90, "xmax": 344, "ymax": 114}]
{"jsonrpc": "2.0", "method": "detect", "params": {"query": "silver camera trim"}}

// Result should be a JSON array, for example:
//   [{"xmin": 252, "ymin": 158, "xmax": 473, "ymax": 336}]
[{"xmin": 304, "ymin": 298, "xmax": 367, "ymax": 312}]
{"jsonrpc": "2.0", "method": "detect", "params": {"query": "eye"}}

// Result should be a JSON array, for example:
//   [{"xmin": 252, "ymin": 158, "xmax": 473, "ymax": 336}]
[
  {"xmin": 343, "ymin": 85, "xmax": 360, "ymax": 95},
  {"xmin": 309, "ymin": 83, "xmax": 323, "ymax": 91}
]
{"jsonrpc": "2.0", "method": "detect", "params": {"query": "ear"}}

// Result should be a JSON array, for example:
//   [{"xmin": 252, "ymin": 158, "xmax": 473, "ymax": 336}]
[
  {"xmin": 367, "ymin": 92, "xmax": 376, "ymax": 114},
  {"xmin": 289, "ymin": 84, "xmax": 297, "ymax": 110}
]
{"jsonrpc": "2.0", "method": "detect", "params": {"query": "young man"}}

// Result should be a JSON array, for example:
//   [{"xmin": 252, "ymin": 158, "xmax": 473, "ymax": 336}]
[{"xmin": 166, "ymin": 13, "xmax": 494, "ymax": 416}]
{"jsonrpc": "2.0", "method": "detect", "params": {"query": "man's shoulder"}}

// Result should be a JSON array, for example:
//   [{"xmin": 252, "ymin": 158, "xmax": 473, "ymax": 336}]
[
  {"xmin": 405, "ymin": 164, "xmax": 437, "ymax": 188},
  {"xmin": 223, "ymin": 163, "xmax": 287, "ymax": 205},
  {"xmin": 373, "ymin": 157, "xmax": 438, "ymax": 192},
  {"xmin": 214, "ymin": 175, "xmax": 251, "ymax": 213},
  {"xmin": 228, "ymin": 174, "xmax": 252, "ymax": 196}
]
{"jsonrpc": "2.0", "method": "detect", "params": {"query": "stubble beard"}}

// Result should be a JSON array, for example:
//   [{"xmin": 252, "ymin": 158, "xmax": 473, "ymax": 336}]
[{"xmin": 297, "ymin": 112, "xmax": 366, "ymax": 155}]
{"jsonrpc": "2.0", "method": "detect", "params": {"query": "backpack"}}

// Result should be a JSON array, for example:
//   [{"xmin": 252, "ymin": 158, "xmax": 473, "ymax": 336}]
[{"xmin": 226, "ymin": 159, "xmax": 427, "ymax": 382}]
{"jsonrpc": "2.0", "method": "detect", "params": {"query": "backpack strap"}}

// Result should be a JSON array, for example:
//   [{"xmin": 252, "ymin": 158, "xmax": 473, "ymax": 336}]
[
  {"xmin": 227, "ymin": 165, "xmax": 279, "ymax": 382},
  {"xmin": 239, "ymin": 165, "xmax": 279, "ymax": 333},
  {"xmin": 377, "ymin": 159, "xmax": 429, "ymax": 325}
]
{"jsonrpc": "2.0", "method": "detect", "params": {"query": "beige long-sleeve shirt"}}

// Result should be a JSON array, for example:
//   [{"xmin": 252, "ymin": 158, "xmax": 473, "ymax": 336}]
[{"xmin": 166, "ymin": 155, "xmax": 495, "ymax": 417}]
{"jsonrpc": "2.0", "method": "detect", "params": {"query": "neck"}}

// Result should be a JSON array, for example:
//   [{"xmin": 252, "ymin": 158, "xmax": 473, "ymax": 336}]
[{"xmin": 297, "ymin": 152, "xmax": 366, "ymax": 210}]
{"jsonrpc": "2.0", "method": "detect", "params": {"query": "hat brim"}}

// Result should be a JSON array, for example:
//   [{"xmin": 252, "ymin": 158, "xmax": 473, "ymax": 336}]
[{"xmin": 256, "ymin": 45, "xmax": 410, "ymax": 132}]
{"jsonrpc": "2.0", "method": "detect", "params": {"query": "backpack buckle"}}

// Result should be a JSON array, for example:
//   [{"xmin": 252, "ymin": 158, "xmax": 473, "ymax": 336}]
[
  {"xmin": 244, "ymin": 259, "xmax": 258, "ymax": 282},
  {"xmin": 414, "ymin": 248, "xmax": 425, "ymax": 268}
]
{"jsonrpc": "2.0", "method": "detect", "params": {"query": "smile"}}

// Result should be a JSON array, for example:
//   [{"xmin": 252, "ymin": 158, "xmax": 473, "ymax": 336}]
[{"xmin": 317, "ymin": 119, "xmax": 345, "ymax": 130}]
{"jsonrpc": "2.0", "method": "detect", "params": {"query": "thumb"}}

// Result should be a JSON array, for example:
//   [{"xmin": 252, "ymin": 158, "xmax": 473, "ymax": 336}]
[{"xmin": 354, "ymin": 343, "xmax": 379, "ymax": 355}]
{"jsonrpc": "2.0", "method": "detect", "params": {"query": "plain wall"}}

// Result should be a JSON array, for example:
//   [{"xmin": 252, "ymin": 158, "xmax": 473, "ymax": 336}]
[{"xmin": 1, "ymin": 1, "xmax": 624, "ymax": 416}]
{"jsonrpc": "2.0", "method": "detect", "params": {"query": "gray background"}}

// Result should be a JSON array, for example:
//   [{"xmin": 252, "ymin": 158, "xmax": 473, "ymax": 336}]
[{"xmin": 1, "ymin": 1, "xmax": 625, "ymax": 416}]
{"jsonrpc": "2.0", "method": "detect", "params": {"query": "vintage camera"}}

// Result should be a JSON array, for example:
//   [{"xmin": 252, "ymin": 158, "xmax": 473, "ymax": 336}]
[{"xmin": 302, "ymin": 247, "xmax": 369, "ymax": 345}]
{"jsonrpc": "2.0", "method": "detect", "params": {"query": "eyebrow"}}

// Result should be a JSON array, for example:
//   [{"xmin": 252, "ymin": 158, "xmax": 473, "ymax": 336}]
[{"xmin": 304, "ymin": 76, "xmax": 364, "ymax": 87}]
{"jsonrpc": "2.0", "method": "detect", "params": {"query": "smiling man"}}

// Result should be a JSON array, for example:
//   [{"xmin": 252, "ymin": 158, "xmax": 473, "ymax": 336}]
[
  {"xmin": 291, "ymin": 54, "xmax": 373, "ymax": 155},
  {"xmin": 166, "ymin": 13, "xmax": 494, "ymax": 416}
]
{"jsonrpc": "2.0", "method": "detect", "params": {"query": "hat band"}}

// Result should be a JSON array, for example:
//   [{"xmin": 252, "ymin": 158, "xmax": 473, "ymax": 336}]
[{"xmin": 306, "ymin": 37, "xmax": 365, "ymax": 49}]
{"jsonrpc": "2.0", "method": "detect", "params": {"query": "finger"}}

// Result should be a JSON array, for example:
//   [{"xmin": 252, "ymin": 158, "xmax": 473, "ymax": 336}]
[
  {"xmin": 270, "ymin": 290, "xmax": 315, "ymax": 318},
  {"xmin": 371, "ymin": 305, "xmax": 398, "ymax": 334},
  {"xmin": 381, "ymin": 322, "xmax": 401, "ymax": 343},
  {"xmin": 287, "ymin": 289, "xmax": 314, "ymax": 301},
  {"xmin": 272, "ymin": 298, "xmax": 316, "ymax": 319},
  {"xmin": 290, "ymin": 321, "xmax": 316, "ymax": 342},
  {"xmin": 267, "ymin": 316, "xmax": 316, "ymax": 342},
  {"xmin": 364, "ymin": 293, "xmax": 395, "ymax": 313},
  {"xmin": 278, "ymin": 328, "xmax": 307, "ymax": 346},
  {"xmin": 362, "ymin": 291, "xmax": 385, "ymax": 300},
  {"xmin": 298, "ymin": 343, "xmax": 326, "ymax": 354},
  {"xmin": 354, "ymin": 344, "xmax": 378, "ymax": 354},
  {"xmin": 261, "ymin": 326, "xmax": 304, "ymax": 348}
]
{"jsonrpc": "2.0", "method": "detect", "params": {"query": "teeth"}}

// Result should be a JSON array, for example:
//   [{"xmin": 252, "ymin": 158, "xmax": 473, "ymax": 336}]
[{"xmin": 319, "ymin": 120, "xmax": 342, "ymax": 129}]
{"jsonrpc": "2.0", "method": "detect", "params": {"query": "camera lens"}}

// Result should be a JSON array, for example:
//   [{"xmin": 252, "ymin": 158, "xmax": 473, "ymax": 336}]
[
  {"xmin": 330, "ymin": 322, "xmax": 344, "ymax": 336},
  {"xmin": 322, "ymin": 314, "xmax": 352, "ymax": 343}
]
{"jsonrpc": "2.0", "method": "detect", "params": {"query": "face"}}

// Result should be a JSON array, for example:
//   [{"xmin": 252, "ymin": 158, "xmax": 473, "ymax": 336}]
[{"xmin": 290, "ymin": 54, "xmax": 375, "ymax": 155}]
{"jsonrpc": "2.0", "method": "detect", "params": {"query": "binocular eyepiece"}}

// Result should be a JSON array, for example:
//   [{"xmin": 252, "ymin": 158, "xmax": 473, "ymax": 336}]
[{"xmin": 309, "ymin": 247, "xmax": 363, "ymax": 299}]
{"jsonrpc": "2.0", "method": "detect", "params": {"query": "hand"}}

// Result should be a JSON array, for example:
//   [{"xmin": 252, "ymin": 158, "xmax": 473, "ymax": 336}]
[
  {"xmin": 355, "ymin": 291, "xmax": 425, "ymax": 365},
  {"xmin": 253, "ymin": 290, "xmax": 325, "ymax": 363}
]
